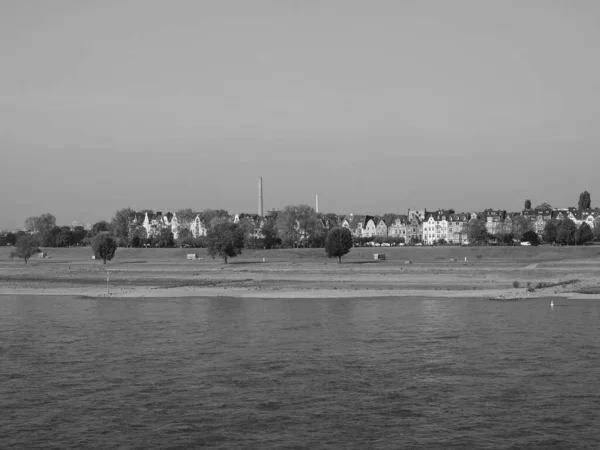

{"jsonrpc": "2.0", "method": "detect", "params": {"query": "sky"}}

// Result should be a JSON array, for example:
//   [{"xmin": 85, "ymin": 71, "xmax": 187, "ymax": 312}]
[{"xmin": 1, "ymin": 0, "xmax": 599, "ymax": 229}]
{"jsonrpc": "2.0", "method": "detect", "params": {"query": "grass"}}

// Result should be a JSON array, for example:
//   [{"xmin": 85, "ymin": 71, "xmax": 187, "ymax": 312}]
[
  {"xmin": 533, "ymin": 279, "xmax": 580, "ymax": 290},
  {"xmin": 2, "ymin": 244, "xmax": 600, "ymax": 266}
]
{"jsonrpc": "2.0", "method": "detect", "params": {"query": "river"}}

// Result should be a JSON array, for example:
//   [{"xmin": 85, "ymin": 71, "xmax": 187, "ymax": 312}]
[{"xmin": 1, "ymin": 294, "xmax": 599, "ymax": 449}]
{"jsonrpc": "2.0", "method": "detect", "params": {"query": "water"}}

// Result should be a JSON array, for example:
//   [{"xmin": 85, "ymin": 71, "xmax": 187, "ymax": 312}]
[{"xmin": 1, "ymin": 295, "xmax": 599, "ymax": 449}]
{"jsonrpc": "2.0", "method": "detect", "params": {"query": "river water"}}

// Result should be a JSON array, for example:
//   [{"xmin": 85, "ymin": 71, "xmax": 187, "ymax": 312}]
[{"xmin": 1, "ymin": 294, "xmax": 599, "ymax": 449}]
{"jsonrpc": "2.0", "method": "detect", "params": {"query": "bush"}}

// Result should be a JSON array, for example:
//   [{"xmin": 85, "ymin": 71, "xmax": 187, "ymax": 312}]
[
  {"xmin": 91, "ymin": 234, "xmax": 117, "ymax": 264},
  {"xmin": 10, "ymin": 235, "xmax": 40, "ymax": 264},
  {"xmin": 512, "ymin": 280, "xmax": 520, "ymax": 288},
  {"xmin": 325, "ymin": 227, "xmax": 353, "ymax": 263},
  {"xmin": 206, "ymin": 222, "xmax": 245, "ymax": 263},
  {"xmin": 521, "ymin": 230, "xmax": 539, "ymax": 246}
]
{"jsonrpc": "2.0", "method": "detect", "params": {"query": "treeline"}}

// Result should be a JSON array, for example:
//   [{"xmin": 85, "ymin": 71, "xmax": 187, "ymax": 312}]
[
  {"xmin": 8, "ymin": 205, "xmax": 338, "ymax": 250},
  {"xmin": 463, "ymin": 215, "xmax": 598, "ymax": 246}
]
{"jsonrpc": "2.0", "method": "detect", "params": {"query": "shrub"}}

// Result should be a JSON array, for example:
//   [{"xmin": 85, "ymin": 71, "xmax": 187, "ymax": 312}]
[
  {"xmin": 206, "ymin": 222, "xmax": 245, "ymax": 263},
  {"xmin": 91, "ymin": 234, "xmax": 117, "ymax": 264},
  {"xmin": 325, "ymin": 227, "xmax": 354, "ymax": 263},
  {"xmin": 512, "ymin": 280, "xmax": 520, "ymax": 288},
  {"xmin": 10, "ymin": 235, "xmax": 40, "ymax": 264}
]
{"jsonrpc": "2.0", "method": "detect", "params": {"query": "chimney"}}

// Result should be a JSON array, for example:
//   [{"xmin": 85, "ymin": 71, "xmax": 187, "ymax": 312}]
[{"xmin": 258, "ymin": 177, "xmax": 263, "ymax": 216}]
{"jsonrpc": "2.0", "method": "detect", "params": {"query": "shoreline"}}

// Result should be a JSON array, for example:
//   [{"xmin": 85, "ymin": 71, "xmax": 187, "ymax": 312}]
[{"xmin": 0, "ymin": 284, "xmax": 596, "ymax": 300}]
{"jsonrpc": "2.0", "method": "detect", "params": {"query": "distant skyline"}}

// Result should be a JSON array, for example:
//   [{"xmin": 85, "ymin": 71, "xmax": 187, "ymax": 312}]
[{"xmin": 2, "ymin": 1, "xmax": 599, "ymax": 229}]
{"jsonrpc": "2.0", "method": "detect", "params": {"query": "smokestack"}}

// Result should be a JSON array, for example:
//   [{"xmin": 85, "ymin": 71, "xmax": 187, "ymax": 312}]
[
  {"xmin": 316, "ymin": 194, "xmax": 319, "ymax": 213},
  {"xmin": 258, "ymin": 177, "xmax": 263, "ymax": 216}
]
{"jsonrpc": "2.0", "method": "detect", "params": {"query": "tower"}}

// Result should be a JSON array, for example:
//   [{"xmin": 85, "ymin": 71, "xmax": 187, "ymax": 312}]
[{"xmin": 258, "ymin": 177, "xmax": 263, "ymax": 216}]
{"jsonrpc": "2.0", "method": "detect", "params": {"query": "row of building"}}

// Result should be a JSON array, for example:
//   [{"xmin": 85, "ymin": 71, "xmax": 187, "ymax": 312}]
[{"xmin": 127, "ymin": 207, "xmax": 600, "ymax": 245}]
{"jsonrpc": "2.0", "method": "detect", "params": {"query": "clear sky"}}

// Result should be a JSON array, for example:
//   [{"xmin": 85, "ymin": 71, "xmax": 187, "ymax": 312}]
[{"xmin": 1, "ymin": 0, "xmax": 599, "ymax": 229}]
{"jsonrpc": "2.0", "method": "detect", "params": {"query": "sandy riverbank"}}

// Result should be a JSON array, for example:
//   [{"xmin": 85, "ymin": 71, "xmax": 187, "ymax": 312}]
[{"xmin": 1, "ymin": 246, "xmax": 600, "ymax": 300}]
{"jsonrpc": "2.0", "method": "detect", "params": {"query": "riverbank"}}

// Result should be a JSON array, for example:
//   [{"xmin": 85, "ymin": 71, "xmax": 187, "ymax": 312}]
[{"xmin": 1, "ymin": 246, "xmax": 600, "ymax": 300}]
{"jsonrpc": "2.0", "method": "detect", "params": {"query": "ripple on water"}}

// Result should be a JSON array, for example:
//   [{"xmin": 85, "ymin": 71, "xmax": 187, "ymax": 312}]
[{"xmin": 1, "ymin": 294, "xmax": 599, "ymax": 449}]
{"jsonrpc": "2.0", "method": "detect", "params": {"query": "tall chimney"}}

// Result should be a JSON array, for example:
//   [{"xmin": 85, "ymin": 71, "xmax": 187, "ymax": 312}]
[
  {"xmin": 258, "ymin": 177, "xmax": 263, "ymax": 216},
  {"xmin": 316, "ymin": 194, "xmax": 319, "ymax": 213}
]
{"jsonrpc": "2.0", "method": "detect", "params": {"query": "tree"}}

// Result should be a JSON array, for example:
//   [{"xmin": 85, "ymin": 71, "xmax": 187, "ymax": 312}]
[
  {"xmin": 130, "ymin": 234, "xmax": 142, "ymax": 248},
  {"xmin": 91, "ymin": 234, "xmax": 117, "ymax": 264},
  {"xmin": 176, "ymin": 208, "xmax": 196, "ymax": 228},
  {"xmin": 576, "ymin": 222, "xmax": 594, "ymax": 245},
  {"xmin": 70, "ymin": 226, "xmax": 86, "ymax": 246},
  {"xmin": 464, "ymin": 218, "xmax": 488, "ymax": 243},
  {"xmin": 261, "ymin": 218, "xmax": 281, "ymax": 249},
  {"xmin": 524, "ymin": 199, "xmax": 531, "ymax": 210},
  {"xmin": 5, "ymin": 232, "xmax": 17, "ymax": 246},
  {"xmin": 10, "ymin": 235, "xmax": 39, "ymax": 264},
  {"xmin": 521, "ymin": 230, "xmax": 539, "ymax": 246},
  {"xmin": 55, "ymin": 227, "xmax": 73, "ymax": 247},
  {"xmin": 325, "ymin": 227, "xmax": 353, "ymax": 263},
  {"xmin": 157, "ymin": 228, "xmax": 174, "ymax": 248},
  {"xmin": 128, "ymin": 224, "xmax": 146, "ymax": 247},
  {"xmin": 24, "ymin": 216, "xmax": 37, "ymax": 233},
  {"xmin": 206, "ymin": 222, "xmax": 245, "ymax": 263},
  {"xmin": 578, "ymin": 191, "xmax": 591, "ymax": 210},
  {"xmin": 37, "ymin": 226, "xmax": 61, "ymax": 247},
  {"xmin": 111, "ymin": 208, "xmax": 135, "ymax": 241},
  {"xmin": 24, "ymin": 213, "xmax": 56, "ymax": 234},
  {"xmin": 543, "ymin": 219, "xmax": 560, "ymax": 243},
  {"xmin": 512, "ymin": 216, "xmax": 533, "ymax": 242},
  {"xmin": 556, "ymin": 219, "xmax": 577, "ymax": 245},
  {"xmin": 276, "ymin": 204, "xmax": 317, "ymax": 248},
  {"xmin": 238, "ymin": 217, "xmax": 259, "ymax": 248},
  {"xmin": 535, "ymin": 202, "xmax": 552, "ymax": 210},
  {"xmin": 176, "ymin": 227, "xmax": 193, "ymax": 247},
  {"xmin": 23, "ymin": 213, "xmax": 58, "ymax": 246},
  {"xmin": 202, "ymin": 209, "xmax": 229, "ymax": 230},
  {"xmin": 309, "ymin": 219, "xmax": 328, "ymax": 248},
  {"xmin": 88, "ymin": 221, "xmax": 111, "ymax": 238},
  {"xmin": 594, "ymin": 220, "xmax": 600, "ymax": 241}
]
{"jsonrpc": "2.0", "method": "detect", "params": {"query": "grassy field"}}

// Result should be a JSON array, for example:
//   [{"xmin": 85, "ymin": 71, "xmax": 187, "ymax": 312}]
[
  {"xmin": 1, "ymin": 244, "xmax": 599, "ymax": 299},
  {"xmin": 1, "ymin": 244, "xmax": 599, "ymax": 265}
]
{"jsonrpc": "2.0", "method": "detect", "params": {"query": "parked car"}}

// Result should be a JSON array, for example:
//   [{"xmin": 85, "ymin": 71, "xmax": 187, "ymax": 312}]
[{"xmin": 520, "ymin": 241, "xmax": 532, "ymax": 246}]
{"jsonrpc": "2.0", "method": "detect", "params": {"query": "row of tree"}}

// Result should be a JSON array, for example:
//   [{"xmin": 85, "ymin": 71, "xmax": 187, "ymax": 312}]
[
  {"xmin": 462, "ymin": 216, "xmax": 598, "ymax": 246},
  {"xmin": 523, "ymin": 190, "xmax": 592, "ymax": 211}
]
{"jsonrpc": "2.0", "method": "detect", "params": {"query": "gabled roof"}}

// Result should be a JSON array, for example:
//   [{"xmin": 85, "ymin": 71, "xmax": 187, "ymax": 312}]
[
  {"xmin": 382, "ymin": 213, "xmax": 396, "ymax": 226},
  {"xmin": 375, "ymin": 216, "xmax": 388, "ymax": 227},
  {"xmin": 347, "ymin": 215, "xmax": 365, "ymax": 228}
]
